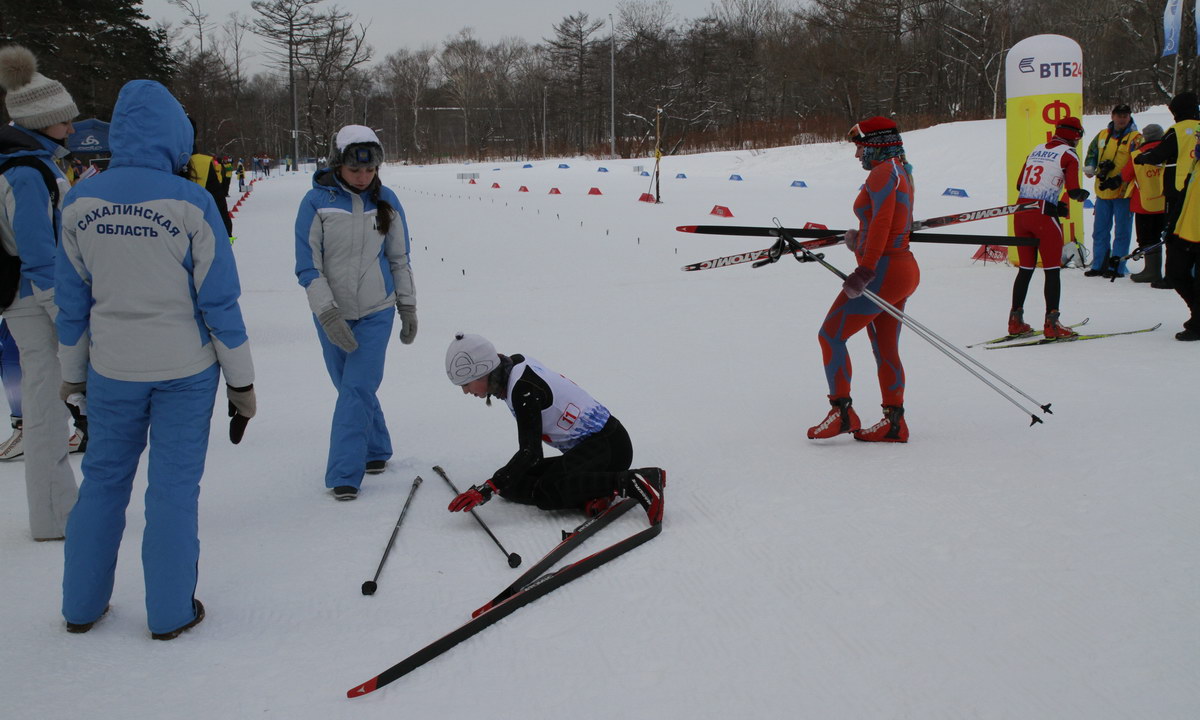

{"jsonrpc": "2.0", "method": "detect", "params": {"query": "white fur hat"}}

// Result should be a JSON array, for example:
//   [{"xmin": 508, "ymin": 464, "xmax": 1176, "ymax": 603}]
[
  {"xmin": 446, "ymin": 333, "xmax": 499, "ymax": 386},
  {"xmin": 0, "ymin": 45, "xmax": 78, "ymax": 129}
]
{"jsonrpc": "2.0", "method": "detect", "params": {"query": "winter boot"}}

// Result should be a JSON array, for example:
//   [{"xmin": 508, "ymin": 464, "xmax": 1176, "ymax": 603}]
[
  {"xmin": 0, "ymin": 416, "xmax": 22, "ymax": 460},
  {"xmin": 621, "ymin": 468, "xmax": 665, "ymax": 525},
  {"xmin": 1151, "ymin": 277, "xmax": 1175, "ymax": 289},
  {"xmin": 66, "ymin": 604, "xmax": 110, "ymax": 634},
  {"xmin": 365, "ymin": 460, "xmax": 386, "ymax": 474},
  {"xmin": 68, "ymin": 425, "xmax": 86, "ymax": 454},
  {"xmin": 151, "ymin": 599, "xmax": 205, "ymax": 641},
  {"xmin": 1130, "ymin": 248, "xmax": 1162, "ymax": 283},
  {"xmin": 854, "ymin": 405, "xmax": 909, "ymax": 443},
  {"xmin": 1008, "ymin": 309, "xmax": 1032, "ymax": 335},
  {"xmin": 807, "ymin": 397, "xmax": 860, "ymax": 439},
  {"xmin": 582, "ymin": 491, "xmax": 618, "ymax": 518},
  {"xmin": 1043, "ymin": 310, "xmax": 1077, "ymax": 339},
  {"xmin": 332, "ymin": 486, "xmax": 359, "ymax": 501}
]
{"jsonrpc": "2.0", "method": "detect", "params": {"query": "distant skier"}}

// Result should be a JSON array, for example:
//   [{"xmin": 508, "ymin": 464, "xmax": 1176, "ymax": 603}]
[
  {"xmin": 808, "ymin": 117, "xmax": 919, "ymax": 443},
  {"xmin": 444, "ymin": 333, "xmax": 664, "ymax": 524},
  {"xmin": 1008, "ymin": 115, "xmax": 1090, "ymax": 340}
]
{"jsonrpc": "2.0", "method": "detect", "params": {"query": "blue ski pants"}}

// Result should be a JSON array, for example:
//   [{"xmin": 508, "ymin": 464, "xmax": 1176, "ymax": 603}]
[
  {"xmin": 314, "ymin": 308, "xmax": 393, "ymax": 488},
  {"xmin": 1091, "ymin": 198, "xmax": 1133, "ymax": 274},
  {"xmin": 62, "ymin": 364, "xmax": 218, "ymax": 634}
]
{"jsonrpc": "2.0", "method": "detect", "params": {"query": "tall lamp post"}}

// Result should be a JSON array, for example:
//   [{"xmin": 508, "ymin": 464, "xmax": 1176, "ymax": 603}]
[{"xmin": 609, "ymin": 14, "xmax": 616, "ymax": 159}]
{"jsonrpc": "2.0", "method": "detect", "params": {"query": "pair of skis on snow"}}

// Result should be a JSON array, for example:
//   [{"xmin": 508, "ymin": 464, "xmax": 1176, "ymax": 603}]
[
  {"xmin": 969, "ymin": 318, "xmax": 1163, "ymax": 348},
  {"xmin": 678, "ymin": 200, "xmax": 1041, "ymax": 272},
  {"xmin": 346, "ymin": 496, "xmax": 661, "ymax": 698}
]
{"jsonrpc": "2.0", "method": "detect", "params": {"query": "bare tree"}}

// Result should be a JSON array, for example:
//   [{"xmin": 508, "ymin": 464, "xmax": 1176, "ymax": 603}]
[
  {"xmin": 250, "ymin": 0, "xmax": 326, "ymax": 164},
  {"xmin": 439, "ymin": 29, "xmax": 487, "ymax": 156}
]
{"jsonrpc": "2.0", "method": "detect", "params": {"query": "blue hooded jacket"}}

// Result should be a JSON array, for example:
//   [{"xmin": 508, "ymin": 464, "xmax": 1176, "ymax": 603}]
[{"xmin": 55, "ymin": 80, "xmax": 254, "ymax": 386}]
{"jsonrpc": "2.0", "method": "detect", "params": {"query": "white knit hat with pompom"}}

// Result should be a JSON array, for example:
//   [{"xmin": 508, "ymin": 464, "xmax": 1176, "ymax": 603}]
[{"xmin": 0, "ymin": 45, "xmax": 78, "ymax": 129}]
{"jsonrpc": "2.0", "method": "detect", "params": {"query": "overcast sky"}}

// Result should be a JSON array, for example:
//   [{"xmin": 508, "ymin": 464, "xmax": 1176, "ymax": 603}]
[{"xmin": 140, "ymin": 0, "xmax": 726, "ymax": 72}]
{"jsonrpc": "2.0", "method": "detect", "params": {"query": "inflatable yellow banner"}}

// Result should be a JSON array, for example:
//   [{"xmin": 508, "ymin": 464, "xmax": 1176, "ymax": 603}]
[{"xmin": 1005, "ymin": 35, "xmax": 1084, "ymax": 265}]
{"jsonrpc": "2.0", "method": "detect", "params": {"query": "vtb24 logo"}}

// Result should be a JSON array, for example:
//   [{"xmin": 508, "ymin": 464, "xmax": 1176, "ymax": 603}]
[{"xmin": 1019, "ymin": 57, "xmax": 1083, "ymax": 79}]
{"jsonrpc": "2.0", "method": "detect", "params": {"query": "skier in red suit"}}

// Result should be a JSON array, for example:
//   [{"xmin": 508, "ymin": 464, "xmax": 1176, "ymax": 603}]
[
  {"xmin": 1008, "ymin": 115, "xmax": 1090, "ymax": 339},
  {"xmin": 808, "ymin": 117, "xmax": 920, "ymax": 443}
]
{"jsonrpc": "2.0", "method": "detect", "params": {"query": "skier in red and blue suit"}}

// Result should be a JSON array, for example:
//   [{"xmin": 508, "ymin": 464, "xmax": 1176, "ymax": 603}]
[{"xmin": 808, "ymin": 117, "xmax": 920, "ymax": 443}]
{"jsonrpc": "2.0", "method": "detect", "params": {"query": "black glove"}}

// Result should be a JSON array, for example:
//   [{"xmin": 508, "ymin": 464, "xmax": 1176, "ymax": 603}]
[
  {"xmin": 1067, "ymin": 188, "xmax": 1090, "ymax": 202},
  {"xmin": 1134, "ymin": 154, "xmax": 1151, "ymax": 165},
  {"xmin": 227, "ymin": 384, "xmax": 256, "ymax": 444},
  {"xmin": 1099, "ymin": 176, "xmax": 1122, "ymax": 191},
  {"xmin": 1097, "ymin": 159, "xmax": 1116, "ymax": 176},
  {"xmin": 1057, "ymin": 202, "xmax": 1071, "ymax": 218}
]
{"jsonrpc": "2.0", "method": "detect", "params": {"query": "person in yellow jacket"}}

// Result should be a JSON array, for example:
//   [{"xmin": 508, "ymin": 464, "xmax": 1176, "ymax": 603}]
[
  {"xmin": 1083, "ymin": 104, "xmax": 1141, "ymax": 277},
  {"xmin": 1166, "ymin": 131, "xmax": 1200, "ymax": 340},
  {"xmin": 1121, "ymin": 125, "xmax": 1168, "ymax": 284},
  {"xmin": 1133, "ymin": 92, "xmax": 1200, "ymax": 290}
]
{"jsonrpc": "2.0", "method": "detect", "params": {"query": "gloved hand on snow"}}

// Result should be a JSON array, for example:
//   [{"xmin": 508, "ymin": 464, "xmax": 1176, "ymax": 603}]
[{"xmin": 448, "ymin": 480, "xmax": 499, "ymax": 512}]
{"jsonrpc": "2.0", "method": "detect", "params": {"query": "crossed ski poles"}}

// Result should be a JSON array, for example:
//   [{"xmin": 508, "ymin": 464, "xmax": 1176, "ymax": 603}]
[{"xmin": 762, "ymin": 220, "xmax": 1052, "ymax": 426}]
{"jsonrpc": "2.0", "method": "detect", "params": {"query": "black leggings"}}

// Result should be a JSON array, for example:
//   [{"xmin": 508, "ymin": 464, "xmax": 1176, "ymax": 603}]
[{"xmin": 502, "ymin": 416, "xmax": 634, "ymax": 510}]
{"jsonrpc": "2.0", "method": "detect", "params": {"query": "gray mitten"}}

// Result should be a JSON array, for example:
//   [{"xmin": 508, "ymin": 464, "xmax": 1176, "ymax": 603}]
[
  {"xmin": 318, "ymin": 308, "xmax": 359, "ymax": 352},
  {"xmin": 60, "ymin": 381, "xmax": 87, "ymax": 405},
  {"xmin": 397, "ymin": 304, "xmax": 418, "ymax": 345}
]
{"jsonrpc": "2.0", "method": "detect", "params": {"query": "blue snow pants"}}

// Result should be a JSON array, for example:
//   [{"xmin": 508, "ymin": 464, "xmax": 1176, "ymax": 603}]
[
  {"xmin": 62, "ymin": 363, "xmax": 218, "ymax": 634},
  {"xmin": 1091, "ymin": 198, "xmax": 1134, "ymax": 274},
  {"xmin": 314, "ymin": 308, "xmax": 393, "ymax": 489}
]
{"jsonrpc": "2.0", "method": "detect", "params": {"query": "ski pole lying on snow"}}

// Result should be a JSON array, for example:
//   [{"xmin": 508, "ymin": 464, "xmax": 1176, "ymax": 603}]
[
  {"xmin": 768, "ymin": 220, "xmax": 1052, "ymax": 426},
  {"xmin": 362, "ymin": 475, "xmax": 423, "ymax": 596},
  {"xmin": 433, "ymin": 465, "xmax": 522, "ymax": 568}
]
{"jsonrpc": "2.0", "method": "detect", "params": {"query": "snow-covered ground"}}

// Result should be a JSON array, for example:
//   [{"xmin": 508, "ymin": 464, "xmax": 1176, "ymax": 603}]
[{"xmin": 2, "ymin": 111, "xmax": 1196, "ymax": 719}]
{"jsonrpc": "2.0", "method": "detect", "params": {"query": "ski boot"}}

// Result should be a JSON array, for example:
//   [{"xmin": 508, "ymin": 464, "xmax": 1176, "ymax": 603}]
[
  {"xmin": 582, "ymin": 491, "xmax": 618, "ymax": 518},
  {"xmin": 0, "ymin": 416, "xmax": 22, "ymax": 460},
  {"xmin": 1043, "ymin": 310, "xmax": 1077, "ymax": 339},
  {"xmin": 854, "ymin": 405, "xmax": 909, "ymax": 443},
  {"xmin": 1008, "ymin": 309, "xmax": 1032, "ymax": 336},
  {"xmin": 68, "ymin": 425, "xmax": 86, "ymax": 454},
  {"xmin": 807, "ymin": 397, "xmax": 860, "ymax": 439},
  {"xmin": 622, "ymin": 468, "xmax": 665, "ymax": 525}
]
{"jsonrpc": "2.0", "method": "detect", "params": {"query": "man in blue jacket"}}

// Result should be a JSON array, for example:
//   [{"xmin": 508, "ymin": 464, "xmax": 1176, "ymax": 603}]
[
  {"xmin": 55, "ymin": 79, "xmax": 256, "ymax": 639},
  {"xmin": 0, "ymin": 45, "xmax": 79, "ymax": 541}
]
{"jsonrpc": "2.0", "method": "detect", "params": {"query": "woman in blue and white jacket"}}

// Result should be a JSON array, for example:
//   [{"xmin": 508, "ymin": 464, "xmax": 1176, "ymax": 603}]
[
  {"xmin": 295, "ymin": 126, "xmax": 416, "ymax": 501},
  {"xmin": 55, "ymin": 80, "xmax": 256, "ymax": 639}
]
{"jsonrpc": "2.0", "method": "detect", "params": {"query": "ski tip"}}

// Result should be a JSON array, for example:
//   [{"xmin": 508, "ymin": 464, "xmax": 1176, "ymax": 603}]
[
  {"xmin": 471, "ymin": 602, "xmax": 493, "ymax": 619},
  {"xmin": 676, "ymin": 225, "xmax": 697, "ymax": 233},
  {"xmin": 347, "ymin": 677, "xmax": 379, "ymax": 698}
]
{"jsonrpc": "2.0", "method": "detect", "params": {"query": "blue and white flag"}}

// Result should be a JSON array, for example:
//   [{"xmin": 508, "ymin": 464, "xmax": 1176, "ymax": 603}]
[{"xmin": 1164, "ymin": 0, "xmax": 1181, "ymax": 57}]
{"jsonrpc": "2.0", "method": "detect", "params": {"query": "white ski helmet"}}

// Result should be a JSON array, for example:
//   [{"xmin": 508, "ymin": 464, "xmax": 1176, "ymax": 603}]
[
  {"xmin": 446, "ymin": 333, "xmax": 499, "ymax": 385},
  {"xmin": 329, "ymin": 124, "xmax": 383, "ymax": 169}
]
